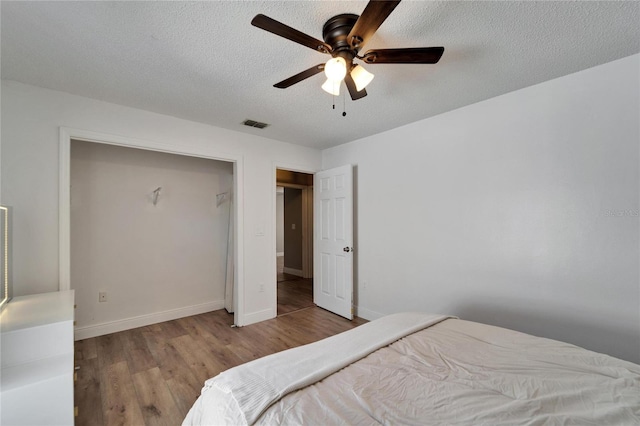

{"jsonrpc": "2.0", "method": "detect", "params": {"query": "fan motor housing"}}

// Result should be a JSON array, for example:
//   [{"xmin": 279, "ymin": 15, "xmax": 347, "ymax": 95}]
[{"xmin": 322, "ymin": 14, "xmax": 359, "ymax": 54}]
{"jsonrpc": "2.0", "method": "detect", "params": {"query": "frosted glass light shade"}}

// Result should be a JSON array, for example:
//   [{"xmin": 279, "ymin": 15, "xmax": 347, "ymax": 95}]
[
  {"xmin": 322, "ymin": 79, "xmax": 340, "ymax": 96},
  {"xmin": 324, "ymin": 57, "xmax": 347, "ymax": 82},
  {"xmin": 351, "ymin": 64, "xmax": 374, "ymax": 92}
]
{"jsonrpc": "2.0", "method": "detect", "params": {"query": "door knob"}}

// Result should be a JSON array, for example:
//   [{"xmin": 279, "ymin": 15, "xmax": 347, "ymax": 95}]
[{"xmin": 343, "ymin": 247, "xmax": 353, "ymax": 252}]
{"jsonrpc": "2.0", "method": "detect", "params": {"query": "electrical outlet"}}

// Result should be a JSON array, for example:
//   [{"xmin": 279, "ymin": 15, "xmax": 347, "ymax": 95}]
[
  {"xmin": 259, "ymin": 283, "xmax": 265, "ymax": 293},
  {"xmin": 99, "ymin": 292, "xmax": 107, "ymax": 302},
  {"xmin": 363, "ymin": 280, "xmax": 368, "ymax": 289}
]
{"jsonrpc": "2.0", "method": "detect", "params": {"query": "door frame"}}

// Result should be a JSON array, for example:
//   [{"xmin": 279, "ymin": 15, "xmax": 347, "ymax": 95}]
[
  {"xmin": 59, "ymin": 127, "xmax": 245, "ymax": 326},
  {"xmin": 272, "ymin": 163, "xmax": 318, "ymax": 311}
]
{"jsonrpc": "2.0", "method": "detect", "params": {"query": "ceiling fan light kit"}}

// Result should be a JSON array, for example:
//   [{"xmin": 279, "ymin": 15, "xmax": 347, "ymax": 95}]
[
  {"xmin": 321, "ymin": 79, "xmax": 341, "ymax": 96},
  {"xmin": 324, "ymin": 57, "xmax": 347, "ymax": 82},
  {"xmin": 251, "ymin": 0, "xmax": 444, "ymax": 103},
  {"xmin": 350, "ymin": 65, "xmax": 375, "ymax": 92}
]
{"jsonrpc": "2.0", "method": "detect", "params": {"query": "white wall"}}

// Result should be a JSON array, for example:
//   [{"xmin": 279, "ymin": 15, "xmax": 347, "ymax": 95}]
[
  {"xmin": 70, "ymin": 141, "xmax": 233, "ymax": 332},
  {"xmin": 1, "ymin": 80, "xmax": 321, "ymax": 327},
  {"xmin": 323, "ymin": 54, "xmax": 640, "ymax": 363}
]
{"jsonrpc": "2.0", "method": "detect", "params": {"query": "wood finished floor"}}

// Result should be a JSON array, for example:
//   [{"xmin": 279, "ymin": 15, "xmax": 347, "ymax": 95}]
[{"xmin": 74, "ymin": 307, "xmax": 367, "ymax": 426}]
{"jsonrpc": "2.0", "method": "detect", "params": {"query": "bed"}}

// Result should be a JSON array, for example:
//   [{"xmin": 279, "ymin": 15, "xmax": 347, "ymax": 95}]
[{"xmin": 183, "ymin": 312, "xmax": 640, "ymax": 425}]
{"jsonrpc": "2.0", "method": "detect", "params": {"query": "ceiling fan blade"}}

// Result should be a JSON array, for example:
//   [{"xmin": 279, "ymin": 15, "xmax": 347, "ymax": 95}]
[
  {"xmin": 274, "ymin": 64, "xmax": 325, "ymax": 89},
  {"xmin": 344, "ymin": 73, "xmax": 367, "ymax": 100},
  {"xmin": 347, "ymin": 1, "xmax": 401, "ymax": 50},
  {"xmin": 252, "ymin": 14, "xmax": 332, "ymax": 54},
  {"xmin": 362, "ymin": 47, "xmax": 444, "ymax": 64}
]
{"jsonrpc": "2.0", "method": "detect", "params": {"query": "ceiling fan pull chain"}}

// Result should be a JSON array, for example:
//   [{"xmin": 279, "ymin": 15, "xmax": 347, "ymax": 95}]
[
  {"xmin": 333, "ymin": 80, "xmax": 337, "ymax": 109},
  {"xmin": 342, "ymin": 86, "xmax": 347, "ymax": 117}
]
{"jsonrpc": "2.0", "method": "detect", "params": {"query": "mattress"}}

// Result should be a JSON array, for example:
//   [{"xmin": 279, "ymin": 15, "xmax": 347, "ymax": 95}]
[{"xmin": 183, "ymin": 313, "xmax": 640, "ymax": 425}]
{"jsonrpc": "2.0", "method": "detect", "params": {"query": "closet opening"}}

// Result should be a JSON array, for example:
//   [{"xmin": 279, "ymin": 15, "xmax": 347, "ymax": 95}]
[{"xmin": 63, "ymin": 134, "xmax": 241, "ymax": 338}]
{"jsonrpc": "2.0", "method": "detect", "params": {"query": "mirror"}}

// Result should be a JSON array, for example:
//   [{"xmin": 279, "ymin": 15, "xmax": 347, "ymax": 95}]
[{"xmin": 0, "ymin": 206, "xmax": 11, "ymax": 310}]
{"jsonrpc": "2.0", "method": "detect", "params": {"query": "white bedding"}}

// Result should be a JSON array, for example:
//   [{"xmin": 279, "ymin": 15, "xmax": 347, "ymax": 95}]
[
  {"xmin": 184, "ymin": 314, "xmax": 640, "ymax": 425},
  {"xmin": 184, "ymin": 313, "xmax": 450, "ymax": 424}
]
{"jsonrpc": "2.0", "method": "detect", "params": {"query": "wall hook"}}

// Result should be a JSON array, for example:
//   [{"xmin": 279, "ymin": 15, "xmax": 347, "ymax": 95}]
[
  {"xmin": 152, "ymin": 187, "xmax": 162, "ymax": 206},
  {"xmin": 216, "ymin": 191, "xmax": 229, "ymax": 208}
]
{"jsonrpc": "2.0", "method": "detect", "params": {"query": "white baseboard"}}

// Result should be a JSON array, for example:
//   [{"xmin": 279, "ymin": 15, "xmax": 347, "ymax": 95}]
[
  {"xmin": 241, "ymin": 308, "xmax": 275, "ymax": 326},
  {"xmin": 355, "ymin": 306, "xmax": 386, "ymax": 321},
  {"xmin": 276, "ymin": 252, "xmax": 284, "ymax": 257},
  {"xmin": 283, "ymin": 267, "xmax": 303, "ymax": 277},
  {"xmin": 74, "ymin": 299, "xmax": 225, "ymax": 340}
]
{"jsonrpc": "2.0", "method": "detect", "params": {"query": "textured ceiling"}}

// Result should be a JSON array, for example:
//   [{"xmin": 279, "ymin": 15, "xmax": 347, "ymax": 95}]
[{"xmin": 1, "ymin": 1, "xmax": 639, "ymax": 149}]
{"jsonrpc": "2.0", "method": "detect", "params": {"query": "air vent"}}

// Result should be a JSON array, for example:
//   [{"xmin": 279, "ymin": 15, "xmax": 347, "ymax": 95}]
[{"xmin": 243, "ymin": 119, "xmax": 269, "ymax": 129}]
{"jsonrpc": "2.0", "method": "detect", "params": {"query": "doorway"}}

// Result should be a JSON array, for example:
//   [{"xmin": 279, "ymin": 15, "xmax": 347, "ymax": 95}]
[{"xmin": 276, "ymin": 169, "xmax": 314, "ymax": 315}]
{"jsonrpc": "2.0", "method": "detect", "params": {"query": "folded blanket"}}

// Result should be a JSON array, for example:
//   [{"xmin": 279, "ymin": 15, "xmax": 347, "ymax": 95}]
[{"xmin": 185, "ymin": 312, "xmax": 450, "ymax": 425}]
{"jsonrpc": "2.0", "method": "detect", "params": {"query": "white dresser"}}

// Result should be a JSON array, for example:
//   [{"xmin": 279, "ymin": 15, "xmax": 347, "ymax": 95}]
[{"xmin": 1, "ymin": 290, "xmax": 75, "ymax": 426}]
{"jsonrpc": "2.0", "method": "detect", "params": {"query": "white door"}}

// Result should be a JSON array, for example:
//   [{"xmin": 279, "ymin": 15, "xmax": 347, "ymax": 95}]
[{"xmin": 314, "ymin": 164, "xmax": 353, "ymax": 320}]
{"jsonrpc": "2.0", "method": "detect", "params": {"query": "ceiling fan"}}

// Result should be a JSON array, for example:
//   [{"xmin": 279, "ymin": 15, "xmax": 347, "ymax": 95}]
[{"xmin": 251, "ymin": 0, "xmax": 444, "ymax": 101}]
